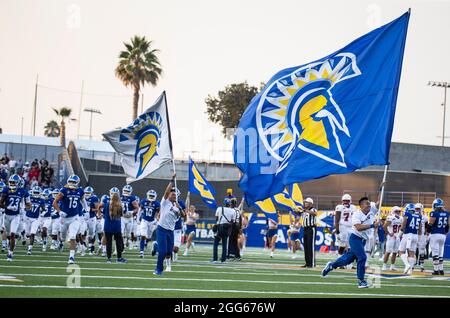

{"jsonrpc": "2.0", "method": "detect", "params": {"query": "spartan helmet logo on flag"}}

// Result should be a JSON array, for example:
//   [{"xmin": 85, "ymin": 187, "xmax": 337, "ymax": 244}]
[
  {"xmin": 256, "ymin": 53, "xmax": 361, "ymax": 173},
  {"xmin": 119, "ymin": 111, "xmax": 163, "ymax": 179}
]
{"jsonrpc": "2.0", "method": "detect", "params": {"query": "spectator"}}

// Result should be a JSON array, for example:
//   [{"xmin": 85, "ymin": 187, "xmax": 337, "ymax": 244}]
[
  {"xmin": 42, "ymin": 165, "xmax": 54, "ymax": 188},
  {"xmin": 22, "ymin": 162, "xmax": 30, "ymax": 181},
  {"xmin": 2, "ymin": 153, "xmax": 10, "ymax": 164},
  {"xmin": 28, "ymin": 164, "xmax": 40, "ymax": 184},
  {"xmin": 8, "ymin": 156, "xmax": 17, "ymax": 175},
  {"xmin": 30, "ymin": 177, "xmax": 39, "ymax": 189},
  {"xmin": 16, "ymin": 158, "xmax": 24, "ymax": 175}
]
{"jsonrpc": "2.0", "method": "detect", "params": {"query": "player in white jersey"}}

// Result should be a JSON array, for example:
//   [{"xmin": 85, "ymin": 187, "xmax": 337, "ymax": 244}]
[
  {"xmin": 415, "ymin": 203, "xmax": 428, "ymax": 272},
  {"xmin": 0, "ymin": 181, "xmax": 6, "ymax": 252},
  {"xmin": 334, "ymin": 194, "xmax": 357, "ymax": 255},
  {"xmin": 382, "ymin": 206, "xmax": 403, "ymax": 271},
  {"xmin": 364, "ymin": 201, "xmax": 379, "ymax": 269}
]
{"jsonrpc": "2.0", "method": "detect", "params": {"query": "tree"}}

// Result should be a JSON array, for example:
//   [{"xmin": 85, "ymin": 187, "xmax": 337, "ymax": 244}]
[
  {"xmin": 44, "ymin": 120, "xmax": 60, "ymax": 137},
  {"xmin": 115, "ymin": 35, "xmax": 162, "ymax": 120},
  {"xmin": 205, "ymin": 82, "xmax": 261, "ymax": 138},
  {"xmin": 52, "ymin": 107, "xmax": 72, "ymax": 147}
]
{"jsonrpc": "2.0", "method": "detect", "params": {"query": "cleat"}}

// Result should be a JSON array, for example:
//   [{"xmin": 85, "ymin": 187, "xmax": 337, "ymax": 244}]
[
  {"xmin": 106, "ymin": 258, "xmax": 112, "ymax": 264},
  {"xmin": 6, "ymin": 253, "xmax": 13, "ymax": 262},
  {"xmin": 117, "ymin": 258, "xmax": 128, "ymax": 264},
  {"xmin": 390, "ymin": 265, "xmax": 397, "ymax": 271},
  {"xmin": 432, "ymin": 271, "xmax": 440, "ymax": 275},
  {"xmin": 153, "ymin": 270, "xmax": 162, "ymax": 276},
  {"xmin": 210, "ymin": 260, "xmax": 218, "ymax": 264},
  {"xmin": 151, "ymin": 249, "xmax": 157, "ymax": 257},
  {"xmin": 358, "ymin": 280, "xmax": 371, "ymax": 288},
  {"xmin": 322, "ymin": 262, "xmax": 334, "ymax": 277},
  {"xmin": 292, "ymin": 255, "xmax": 297, "ymax": 259},
  {"xmin": 88, "ymin": 252, "xmax": 93, "ymax": 256},
  {"xmin": 68, "ymin": 257, "xmax": 75, "ymax": 265},
  {"xmin": 183, "ymin": 250, "xmax": 188, "ymax": 256},
  {"xmin": 403, "ymin": 265, "xmax": 411, "ymax": 275},
  {"xmin": 439, "ymin": 270, "xmax": 445, "ymax": 275},
  {"xmin": 382, "ymin": 264, "xmax": 387, "ymax": 271},
  {"xmin": 165, "ymin": 265, "xmax": 172, "ymax": 272}
]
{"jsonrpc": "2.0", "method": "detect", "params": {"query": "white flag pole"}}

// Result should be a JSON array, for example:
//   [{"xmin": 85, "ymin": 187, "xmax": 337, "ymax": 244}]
[
  {"xmin": 378, "ymin": 165, "xmax": 389, "ymax": 211},
  {"xmin": 164, "ymin": 91, "xmax": 178, "ymax": 202}
]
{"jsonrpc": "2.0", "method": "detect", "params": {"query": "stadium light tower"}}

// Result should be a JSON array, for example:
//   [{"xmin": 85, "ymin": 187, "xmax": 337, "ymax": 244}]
[
  {"xmin": 428, "ymin": 81, "xmax": 450, "ymax": 147},
  {"xmin": 83, "ymin": 107, "xmax": 102, "ymax": 140}
]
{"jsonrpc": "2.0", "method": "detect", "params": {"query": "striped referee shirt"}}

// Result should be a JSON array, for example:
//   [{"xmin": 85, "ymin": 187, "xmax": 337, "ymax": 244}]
[{"xmin": 302, "ymin": 208, "xmax": 317, "ymax": 227}]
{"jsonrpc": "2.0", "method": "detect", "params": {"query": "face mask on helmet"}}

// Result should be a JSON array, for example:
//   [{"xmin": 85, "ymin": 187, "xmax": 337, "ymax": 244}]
[
  {"xmin": 67, "ymin": 175, "xmax": 80, "ymax": 189},
  {"xmin": 122, "ymin": 185, "xmax": 132, "ymax": 197},
  {"xmin": 147, "ymin": 190, "xmax": 157, "ymax": 201},
  {"xmin": 31, "ymin": 188, "xmax": 41, "ymax": 198}
]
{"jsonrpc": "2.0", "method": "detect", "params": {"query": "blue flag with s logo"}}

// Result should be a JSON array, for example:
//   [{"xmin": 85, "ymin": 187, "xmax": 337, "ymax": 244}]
[
  {"xmin": 233, "ymin": 12, "xmax": 410, "ymax": 205},
  {"xmin": 188, "ymin": 157, "xmax": 217, "ymax": 210}
]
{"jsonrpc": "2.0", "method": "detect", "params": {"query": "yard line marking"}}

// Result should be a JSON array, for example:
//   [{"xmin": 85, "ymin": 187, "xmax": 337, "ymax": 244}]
[
  {"xmin": 2, "ymin": 272, "xmax": 450, "ymax": 289},
  {"xmin": 0, "ymin": 284, "xmax": 448, "ymax": 298}
]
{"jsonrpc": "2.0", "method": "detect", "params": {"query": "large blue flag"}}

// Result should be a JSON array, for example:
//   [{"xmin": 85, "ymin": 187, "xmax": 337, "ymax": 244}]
[
  {"xmin": 188, "ymin": 157, "xmax": 217, "ymax": 210},
  {"xmin": 233, "ymin": 12, "xmax": 410, "ymax": 205}
]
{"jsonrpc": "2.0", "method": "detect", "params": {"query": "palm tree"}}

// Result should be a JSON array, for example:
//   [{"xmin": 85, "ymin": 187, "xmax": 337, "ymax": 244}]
[
  {"xmin": 52, "ymin": 107, "xmax": 72, "ymax": 147},
  {"xmin": 44, "ymin": 120, "xmax": 60, "ymax": 137},
  {"xmin": 115, "ymin": 35, "xmax": 162, "ymax": 120}
]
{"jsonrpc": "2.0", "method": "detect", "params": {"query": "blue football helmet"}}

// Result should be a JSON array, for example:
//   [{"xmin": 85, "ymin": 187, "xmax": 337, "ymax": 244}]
[
  {"xmin": 147, "ymin": 190, "xmax": 157, "ymax": 201},
  {"xmin": 8, "ymin": 174, "xmax": 21, "ymax": 191},
  {"xmin": 110, "ymin": 187, "xmax": 120, "ymax": 197},
  {"xmin": 84, "ymin": 186, "xmax": 94, "ymax": 198},
  {"xmin": 404, "ymin": 203, "xmax": 415, "ymax": 213},
  {"xmin": 67, "ymin": 174, "xmax": 80, "ymax": 189},
  {"xmin": 122, "ymin": 184, "xmax": 133, "ymax": 197},
  {"xmin": 432, "ymin": 198, "xmax": 444, "ymax": 209},
  {"xmin": 31, "ymin": 186, "xmax": 42, "ymax": 198},
  {"xmin": 42, "ymin": 188, "xmax": 51, "ymax": 200},
  {"xmin": 52, "ymin": 188, "xmax": 60, "ymax": 197}
]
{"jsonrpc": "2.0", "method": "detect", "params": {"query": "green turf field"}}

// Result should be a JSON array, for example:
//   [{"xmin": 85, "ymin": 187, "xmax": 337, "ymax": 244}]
[{"xmin": 0, "ymin": 243, "xmax": 449, "ymax": 298}]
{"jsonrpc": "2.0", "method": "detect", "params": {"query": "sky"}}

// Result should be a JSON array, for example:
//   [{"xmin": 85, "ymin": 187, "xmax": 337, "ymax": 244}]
[{"xmin": 0, "ymin": 0, "xmax": 449, "ymax": 162}]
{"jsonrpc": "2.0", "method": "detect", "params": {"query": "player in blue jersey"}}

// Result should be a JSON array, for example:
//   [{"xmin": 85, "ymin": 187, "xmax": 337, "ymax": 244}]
[
  {"xmin": 0, "ymin": 174, "xmax": 31, "ymax": 261},
  {"xmin": 120, "ymin": 185, "xmax": 139, "ymax": 250},
  {"xmin": 39, "ymin": 188, "xmax": 53, "ymax": 252},
  {"xmin": 172, "ymin": 188, "xmax": 186, "ymax": 264},
  {"xmin": 138, "ymin": 190, "xmax": 160, "ymax": 258},
  {"xmin": 24, "ymin": 186, "xmax": 45, "ymax": 255},
  {"xmin": 49, "ymin": 188, "xmax": 62, "ymax": 250},
  {"xmin": 84, "ymin": 186, "xmax": 99, "ymax": 255},
  {"xmin": 398, "ymin": 203, "xmax": 422, "ymax": 275},
  {"xmin": 53, "ymin": 174, "xmax": 88, "ymax": 264},
  {"xmin": 428, "ymin": 198, "xmax": 449, "ymax": 275},
  {"xmin": 0, "ymin": 181, "xmax": 6, "ymax": 252},
  {"xmin": 97, "ymin": 194, "xmax": 109, "ymax": 256}
]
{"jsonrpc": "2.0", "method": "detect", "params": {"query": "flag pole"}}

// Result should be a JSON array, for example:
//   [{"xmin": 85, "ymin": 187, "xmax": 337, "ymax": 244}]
[
  {"xmin": 164, "ymin": 91, "xmax": 178, "ymax": 202},
  {"xmin": 378, "ymin": 165, "xmax": 389, "ymax": 211}
]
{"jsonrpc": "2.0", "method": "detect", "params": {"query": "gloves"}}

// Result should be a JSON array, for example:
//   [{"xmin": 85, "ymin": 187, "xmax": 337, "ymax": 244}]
[{"xmin": 59, "ymin": 211, "xmax": 68, "ymax": 218}]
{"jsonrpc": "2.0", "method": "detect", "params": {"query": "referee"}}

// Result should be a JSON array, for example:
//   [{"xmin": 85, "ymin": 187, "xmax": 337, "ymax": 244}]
[{"xmin": 301, "ymin": 197, "xmax": 317, "ymax": 268}]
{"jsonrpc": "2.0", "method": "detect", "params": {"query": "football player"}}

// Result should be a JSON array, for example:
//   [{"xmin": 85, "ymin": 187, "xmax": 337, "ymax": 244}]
[
  {"xmin": 50, "ymin": 188, "xmax": 62, "ymax": 250},
  {"xmin": 39, "ymin": 188, "xmax": 53, "ymax": 252},
  {"xmin": 398, "ymin": 203, "xmax": 422, "ymax": 275},
  {"xmin": 25, "ymin": 186, "xmax": 45, "ymax": 255},
  {"xmin": 83, "ymin": 186, "xmax": 99, "ymax": 255},
  {"xmin": 138, "ymin": 190, "xmax": 160, "ymax": 258},
  {"xmin": 0, "ymin": 174, "xmax": 31, "ymax": 261},
  {"xmin": 120, "ymin": 185, "xmax": 139, "ymax": 249},
  {"xmin": 334, "ymin": 194, "xmax": 357, "ymax": 255},
  {"xmin": 382, "ymin": 206, "xmax": 403, "ymax": 271},
  {"xmin": 0, "ymin": 181, "xmax": 6, "ymax": 252},
  {"xmin": 172, "ymin": 188, "xmax": 186, "ymax": 263},
  {"xmin": 415, "ymin": 203, "xmax": 428, "ymax": 272},
  {"xmin": 53, "ymin": 174, "xmax": 88, "ymax": 264},
  {"xmin": 428, "ymin": 198, "xmax": 449, "ymax": 275}
]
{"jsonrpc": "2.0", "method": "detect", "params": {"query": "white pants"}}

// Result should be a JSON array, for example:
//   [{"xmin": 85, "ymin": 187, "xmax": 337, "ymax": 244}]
[
  {"xmin": 24, "ymin": 216, "xmax": 40, "ymax": 236},
  {"xmin": 87, "ymin": 217, "xmax": 96, "ymax": 237},
  {"xmin": 337, "ymin": 225, "xmax": 351, "ymax": 248},
  {"xmin": 50, "ymin": 218, "xmax": 61, "ymax": 236},
  {"xmin": 174, "ymin": 229, "xmax": 182, "ymax": 248},
  {"xmin": 96, "ymin": 218, "xmax": 104, "ymax": 235},
  {"xmin": 429, "ymin": 233, "xmax": 446, "ymax": 258},
  {"xmin": 399, "ymin": 233, "xmax": 418, "ymax": 253},
  {"xmin": 40, "ymin": 217, "xmax": 52, "ymax": 230},
  {"xmin": 3, "ymin": 214, "xmax": 21, "ymax": 235},
  {"xmin": 364, "ymin": 234, "xmax": 375, "ymax": 253},
  {"xmin": 60, "ymin": 215, "xmax": 80, "ymax": 241},
  {"xmin": 139, "ymin": 219, "xmax": 157, "ymax": 238},
  {"xmin": 78, "ymin": 217, "xmax": 87, "ymax": 235},
  {"xmin": 418, "ymin": 234, "xmax": 428, "ymax": 254},
  {"xmin": 121, "ymin": 216, "xmax": 133, "ymax": 238},
  {"xmin": 385, "ymin": 234, "xmax": 401, "ymax": 253},
  {"xmin": 0, "ymin": 212, "xmax": 4, "ymax": 231}
]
